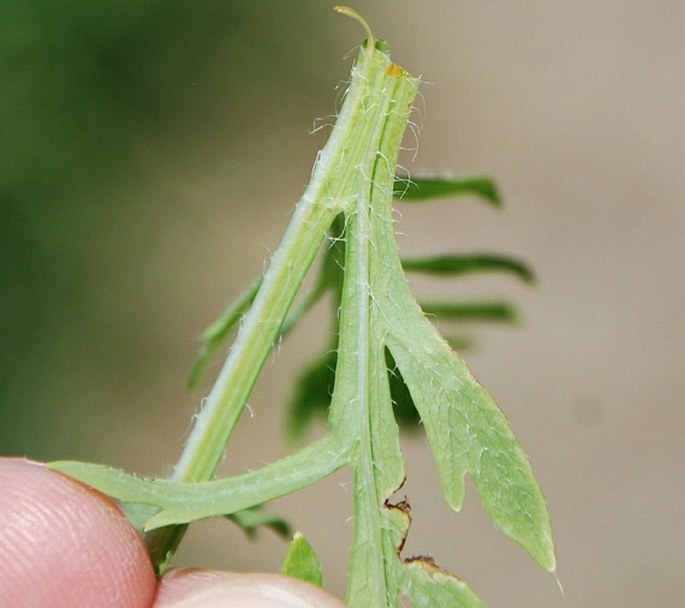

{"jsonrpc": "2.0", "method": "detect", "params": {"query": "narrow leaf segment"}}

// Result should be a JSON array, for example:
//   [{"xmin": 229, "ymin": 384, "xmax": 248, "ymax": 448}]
[
  {"xmin": 51, "ymin": 11, "xmax": 555, "ymax": 607},
  {"xmin": 402, "ymin": 253, "xmax": 535, "ymax": 283},
  {"xmin": 395, "ymin": 175, "xmax": 501, "ymax": 206}
]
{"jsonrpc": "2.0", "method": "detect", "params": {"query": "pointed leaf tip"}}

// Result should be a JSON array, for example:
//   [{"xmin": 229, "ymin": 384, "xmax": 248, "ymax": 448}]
[{"xmin": 282, "ymin": 532, "xmax": 324, "ymax": 587}]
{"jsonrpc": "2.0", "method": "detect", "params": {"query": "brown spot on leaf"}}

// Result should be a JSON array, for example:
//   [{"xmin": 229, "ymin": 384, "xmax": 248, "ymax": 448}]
[
  {"xmin": 403, "ymin": 556, "xmax": 468, "ymax": 583},
  {"xmin": 384, "ymin": 497, "xmax": 411, "ymax": 555}
]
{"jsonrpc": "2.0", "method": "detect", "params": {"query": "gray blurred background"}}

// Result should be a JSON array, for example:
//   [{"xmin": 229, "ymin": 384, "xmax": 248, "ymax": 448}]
[{"xmin": 2, "ymin": 1, "xmax": 683, "ymax": 606}]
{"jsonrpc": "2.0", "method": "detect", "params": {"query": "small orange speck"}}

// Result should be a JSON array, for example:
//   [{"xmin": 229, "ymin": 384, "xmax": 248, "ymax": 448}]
[{"xmin": 387, "ymin": 63, "xmax": 404, "ymax": 77}]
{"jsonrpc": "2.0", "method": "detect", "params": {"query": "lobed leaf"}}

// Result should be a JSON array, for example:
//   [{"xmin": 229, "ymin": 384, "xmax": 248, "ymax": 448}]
[
  {"xmin": 371, "ymin": 101, "xmax": 556, "ymax": 573},
  {"xmin": 383, "ymin": 306, "xmax": 556, "ymax": 571},
  {"xmin": 51, "ymin": 19, "xmax": 555, "ymax": 606}
]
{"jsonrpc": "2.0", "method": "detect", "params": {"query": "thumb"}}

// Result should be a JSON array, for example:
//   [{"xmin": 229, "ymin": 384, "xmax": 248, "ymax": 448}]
[{"xmin": 154, "ymin": 569, "xmax": 345, "ymax": 608}]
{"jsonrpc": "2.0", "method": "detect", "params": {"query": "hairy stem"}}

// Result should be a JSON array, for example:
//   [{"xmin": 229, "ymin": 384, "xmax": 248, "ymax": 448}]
[{"xmin": 146, "ymin": 39, "xmax": 417, "ymax": 572}]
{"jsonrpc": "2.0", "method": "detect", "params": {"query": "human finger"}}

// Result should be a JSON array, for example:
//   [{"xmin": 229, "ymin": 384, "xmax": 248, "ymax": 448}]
[
  {"xmin": 0, "ymin": 458, "xmax": 156, "ymax": 608},
  {"xmin": 154, "ymin": 568, "xmax": 346, "ymax": 608}
]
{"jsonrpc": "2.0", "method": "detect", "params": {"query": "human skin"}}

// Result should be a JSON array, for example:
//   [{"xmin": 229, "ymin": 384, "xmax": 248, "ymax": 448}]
[{"xmin": 0, "ymin": 459, "xmax": 344, "ymax": 608}]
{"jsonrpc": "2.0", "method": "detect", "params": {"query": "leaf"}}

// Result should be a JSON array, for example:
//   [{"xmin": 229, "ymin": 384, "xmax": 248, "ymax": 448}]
[
  {"xmin": 281, "ymin": 532, "xmax": 323, "ymax": 587},
  {"xmin": 376, "ymin": 495, "xmax": 487, "ymax": 607},
  {"xmin": 227, "ymin": 506, "xmax": 290, "ymax": 540},
  {"xmin": 381, "ymin": 292, "xmax": 555, "ymax": 570},
  {"xmin": 51, "ymin": 435, "xmax": 350, "ymax": 529},
  {"xmin": 402, "ymin": 253, "xmax": 535, "ymax": 283},
  {"xmin": 188, "ymin": 218, "xmax": 344, "ymax": 394},
  {"xmin": 386, "ymin": 349, "xmax": 421, "ymax": 428},
  {"xmin": 187, "ymin": 278, "xmax": 261, "ymax": 390},
  {"xmin": 366, "ymin": 90, "xmax": 556, "ymax": 573},
  {"xmin": 50, "ymin": 25, "xmax": 555, "ymax": 606},
  {"xmin": 420, "ymin": 301, "xmax": 518, "ymax": 323},
  {"xmin": 394, "ymin": 175, "xmax": 501, "ymax": 206},
  {"xmin": 373, "ymin": 179, "xmax": 555, "ymax": 570},
  {"xmin": 287, "ymin": 349, "xmax": 422, "ymax": 439},
  {"xmin": 402, "ymin": 559, "xmax": 485, "ymax": 608},
  {"xmin": 286, "ymin": 351, "xmax": 337, "ymax": 438},
  {"xmin": 187, "ymin": 271, "xmax": 330, "ymax": 393}
]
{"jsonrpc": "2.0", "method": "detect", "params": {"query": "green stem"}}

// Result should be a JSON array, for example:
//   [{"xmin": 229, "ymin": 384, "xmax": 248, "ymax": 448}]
[
  {"xmin": 146, "ymin": 39, "xmax": 415, "ymax": 571},
  {"xmin": 343, "ymin": 63, "xmax": 419, "ymax": 608},
  {"xmin": 172, "ymin": 199, "xmax": 337, "ymax": 484},
  {"xmin": 146, "ymin": 434, "xmax": 349, "ymax": 528}
]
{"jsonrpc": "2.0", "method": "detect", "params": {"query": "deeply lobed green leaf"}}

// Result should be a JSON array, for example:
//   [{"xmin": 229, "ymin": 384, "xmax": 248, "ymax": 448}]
[{"xmin": 50, "ymin": 18, "xmax": 555, "ymax": 606}]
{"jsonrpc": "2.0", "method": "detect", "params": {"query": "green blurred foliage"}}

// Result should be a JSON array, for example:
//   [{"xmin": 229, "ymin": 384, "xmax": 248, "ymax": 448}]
[{"xmin": 0, "ymin": 1, "xmax": 341, "ymax": 460}]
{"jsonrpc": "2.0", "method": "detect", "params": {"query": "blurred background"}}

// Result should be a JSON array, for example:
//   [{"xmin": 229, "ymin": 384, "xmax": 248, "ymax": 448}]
[{"xmin": 2, "ymin": 1, "xmax": 684, "ymax": 606}]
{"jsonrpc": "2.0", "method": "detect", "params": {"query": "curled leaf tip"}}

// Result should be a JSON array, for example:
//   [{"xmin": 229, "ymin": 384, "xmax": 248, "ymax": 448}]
[{"xmin": 334, "ymin": 6, "xmax": 374, "ymax": 49}]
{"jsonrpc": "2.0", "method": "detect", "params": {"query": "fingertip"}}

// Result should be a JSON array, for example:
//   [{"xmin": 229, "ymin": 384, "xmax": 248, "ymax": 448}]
[{"xmin": 0, "ymin": 458, "xmax": 156, "ymax": 608}]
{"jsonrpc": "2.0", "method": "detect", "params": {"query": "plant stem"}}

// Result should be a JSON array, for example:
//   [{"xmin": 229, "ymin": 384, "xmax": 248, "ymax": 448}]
[{"xmin": 145, "ymin": 40, "xmax": 411, "ymax": 571}]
